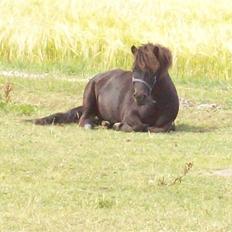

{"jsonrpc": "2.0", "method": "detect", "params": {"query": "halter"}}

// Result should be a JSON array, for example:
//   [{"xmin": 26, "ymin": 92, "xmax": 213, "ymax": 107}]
[{"xmin": 132, "ymin": 75, "xmax": 157, "ymax": 93}]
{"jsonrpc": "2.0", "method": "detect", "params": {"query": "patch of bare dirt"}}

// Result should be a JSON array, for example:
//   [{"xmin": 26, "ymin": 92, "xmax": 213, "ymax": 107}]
[
  {"xmin": 179, "ymin": 97, "xmax": 195, "ymax": 108},
  {"xmin": 205, "ymin": 168, "xmax": 232, "ymax": 177},
  {"xmin": 179, "ymin": 97, "xmax": 222, "ymax": 110},
  {"xmin": 196, "ymin": 103, "xmax": 222, "ymax": 110}
]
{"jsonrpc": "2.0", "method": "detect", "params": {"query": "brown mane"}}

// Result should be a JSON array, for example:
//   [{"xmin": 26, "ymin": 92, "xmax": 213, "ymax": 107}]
[{"xmin": 132, "ymin": 43, "xmax": 172, "ymax": 74}]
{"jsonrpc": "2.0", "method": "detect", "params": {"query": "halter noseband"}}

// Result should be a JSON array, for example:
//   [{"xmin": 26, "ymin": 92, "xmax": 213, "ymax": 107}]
[{"xmin": 132, "ymin": 75, "xmax": 157, "ymax": 93}]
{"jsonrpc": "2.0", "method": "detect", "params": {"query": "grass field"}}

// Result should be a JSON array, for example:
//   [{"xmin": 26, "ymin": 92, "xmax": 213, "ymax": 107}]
[
  {"xmin": 0, "ymin": 76, "xmax": 232, "ymax": 231},
  {"xmin": 0, "ymin": 0, "xmax": 232, "ymax": 231},
  {"xmin": 0, "ymin": 0, "xmax": 232, "ymax": 79}
]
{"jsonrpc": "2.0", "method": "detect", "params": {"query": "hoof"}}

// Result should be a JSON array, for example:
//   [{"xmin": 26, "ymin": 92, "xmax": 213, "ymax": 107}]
[
  {"xmin": 113, "ymin": 122, "xmax": 122, "ymax": 131},
  {"xmin": 84, "ymin": 123, "xmax": 92, "ymax": 129},
  {"xmin": 101, "ymin": 120, "xmax": 111, "ymax": 128}
]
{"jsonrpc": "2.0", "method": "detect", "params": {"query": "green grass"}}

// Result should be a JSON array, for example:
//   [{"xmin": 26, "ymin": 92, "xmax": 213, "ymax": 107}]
[
  {"xmin": 0, "ymin": 1, "xmax": 231, "ymax": 230},
  {"xmin": 0, "ymin": 0, "xmax": 232, "ymax": 79},
  {"xmin": 0, "ymin": 76, "xmax": 232, "ymax": 231}
]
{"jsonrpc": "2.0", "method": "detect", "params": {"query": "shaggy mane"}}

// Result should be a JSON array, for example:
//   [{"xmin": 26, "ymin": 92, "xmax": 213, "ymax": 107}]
[{"xmin": 133, "ymin": 43, "xmax": 172, "ymax": 74}]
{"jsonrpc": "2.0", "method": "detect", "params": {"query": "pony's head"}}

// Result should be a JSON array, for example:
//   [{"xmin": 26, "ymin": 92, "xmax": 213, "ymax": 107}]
[{"xmin": 131, "ymin": 43, "xmax": 172, "ymax": 105}]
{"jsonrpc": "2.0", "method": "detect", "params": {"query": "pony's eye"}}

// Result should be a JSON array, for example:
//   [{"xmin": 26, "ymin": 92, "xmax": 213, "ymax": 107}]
[{"xmin": 133, "ymin": 67, "xmax": 140, "ymax": 72}]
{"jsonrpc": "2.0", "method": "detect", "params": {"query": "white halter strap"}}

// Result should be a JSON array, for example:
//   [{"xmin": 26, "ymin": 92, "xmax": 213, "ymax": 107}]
[{"xmin": 132, "ymin": 76, "xmax": 157, "ymax": 93}]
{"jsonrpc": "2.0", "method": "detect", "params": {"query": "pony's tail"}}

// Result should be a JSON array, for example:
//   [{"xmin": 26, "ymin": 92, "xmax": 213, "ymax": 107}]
[{"xmin": 25, "ymin": 106, "xmax": 83, "ymax": 125}]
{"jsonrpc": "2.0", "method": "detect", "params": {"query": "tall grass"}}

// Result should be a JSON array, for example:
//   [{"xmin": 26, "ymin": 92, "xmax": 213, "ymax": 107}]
[{"xmin": 0, "ymin": 0, "xmax": 232, "ymax": 79}]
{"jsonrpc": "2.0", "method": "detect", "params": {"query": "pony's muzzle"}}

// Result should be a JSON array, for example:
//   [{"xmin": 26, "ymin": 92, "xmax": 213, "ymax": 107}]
[{"xmin": 134, "ymin": 93, "xmax": 147, "ymax": 105}]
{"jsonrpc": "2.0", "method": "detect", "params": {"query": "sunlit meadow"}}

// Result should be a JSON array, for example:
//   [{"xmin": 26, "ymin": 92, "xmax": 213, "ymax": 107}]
[
  {"xmin": 0, "ymin": 0, "xmax": 232, "ymax": 78},
  {"xmin": 0, "ymin": 1, "xmax": 232, "ymax": 231}
]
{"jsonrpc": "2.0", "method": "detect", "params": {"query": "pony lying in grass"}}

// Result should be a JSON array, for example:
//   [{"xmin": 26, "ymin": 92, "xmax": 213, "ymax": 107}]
[{"xmin": 30, "ymin": 43, "xmax": 179, "ymax": 132}]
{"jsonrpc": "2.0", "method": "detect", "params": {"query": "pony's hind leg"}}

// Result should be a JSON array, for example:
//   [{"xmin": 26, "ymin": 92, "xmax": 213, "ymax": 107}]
[
  {"xmin": 80, "ymin": 115, "xmax": 95, "ymax": 129},
  {"xmin": 79, "ymin": 80, "xmax": 98, "ymax": 129}
]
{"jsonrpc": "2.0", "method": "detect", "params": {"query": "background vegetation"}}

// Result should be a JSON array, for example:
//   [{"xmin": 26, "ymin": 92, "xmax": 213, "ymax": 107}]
[{"xmin": 0, "ymin": 0, "xmax": 232, "ymax": 79}]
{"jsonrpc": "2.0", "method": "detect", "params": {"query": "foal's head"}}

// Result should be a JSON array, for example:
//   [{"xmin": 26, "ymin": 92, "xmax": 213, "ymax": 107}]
[{"xmin": 131, "ymin": 43, "xmax": 172, "ymax": 105}]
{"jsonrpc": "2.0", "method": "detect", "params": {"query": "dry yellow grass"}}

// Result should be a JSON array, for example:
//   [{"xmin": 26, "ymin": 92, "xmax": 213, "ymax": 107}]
[{"xmin": 0, "ymin": 0, "xmax": 232, "ymax": 79}]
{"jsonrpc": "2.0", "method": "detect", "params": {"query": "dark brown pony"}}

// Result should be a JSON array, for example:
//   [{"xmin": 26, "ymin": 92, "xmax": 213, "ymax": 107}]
[{"xmin": 31, "ymin": 43, "xmax": 179, "ymax": 132}]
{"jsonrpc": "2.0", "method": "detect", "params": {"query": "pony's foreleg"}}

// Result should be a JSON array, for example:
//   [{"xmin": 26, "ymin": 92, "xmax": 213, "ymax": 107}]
[
  {"xmin": 113, "ymin": 122, "xmax": 148, "ymax": 132},
  {"xmin": 113, "ymin": 122, "xmax": 133, "ymax": 132},
  {"xmin": 113, "ymin": 111, "xmax": 149, "ymax": 132}
]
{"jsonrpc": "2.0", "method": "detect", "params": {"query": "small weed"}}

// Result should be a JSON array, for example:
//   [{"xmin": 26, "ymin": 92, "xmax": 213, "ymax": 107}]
[
  {"xmin": 0, "ymin": 82, "xmax": 36, "ymax": 115},
  {"xmin": 158, "ymin": 162, "xmax": 193, "ymax": 186},
  {"xmin": 2, "ymin": 82, "xmax": 13, "ymax": 103}
]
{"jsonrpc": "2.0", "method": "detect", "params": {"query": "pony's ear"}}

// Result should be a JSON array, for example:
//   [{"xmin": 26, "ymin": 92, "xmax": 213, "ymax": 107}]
[
  {"xmin": 153, "ymin": 46, "xmax": 159, "ymax": 58},
  {"xmin": 131, "ymin": 45, "xmax": 137, "ymax": 55},
  {"xmin": 153, "ymin": 45, "xmax": 172, "ymax": 71}
]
